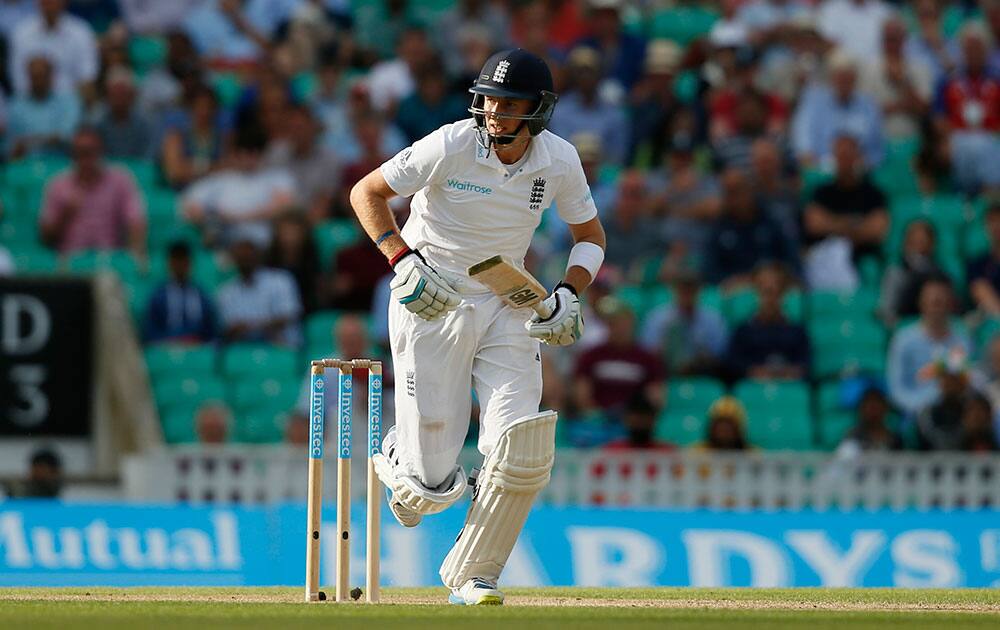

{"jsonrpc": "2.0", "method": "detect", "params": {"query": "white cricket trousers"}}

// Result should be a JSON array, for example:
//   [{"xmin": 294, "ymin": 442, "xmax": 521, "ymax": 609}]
[{"xmin": 388, "ymin": 290, "xmax": 543, "ymax": 487}]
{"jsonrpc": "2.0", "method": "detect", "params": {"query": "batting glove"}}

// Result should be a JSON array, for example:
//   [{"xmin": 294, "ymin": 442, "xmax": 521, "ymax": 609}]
[
  {"xmin": 526, "ymin": 283, "xmax": 583, "ymax": 346},
  {"xmin": 390, "ymin": 250, "xmax": 461, "ymax": 321}
]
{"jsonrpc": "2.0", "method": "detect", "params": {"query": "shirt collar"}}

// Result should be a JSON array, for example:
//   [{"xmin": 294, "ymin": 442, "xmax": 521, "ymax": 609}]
[{"xmin": 474, "ymin": 135, "xmax": 551, "ymax": 177}]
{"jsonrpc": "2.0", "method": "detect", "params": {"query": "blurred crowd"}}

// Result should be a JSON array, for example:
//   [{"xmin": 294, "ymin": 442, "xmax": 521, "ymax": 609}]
[{"xmin": 1, "ymin": 0, "xmax": 999, "ymax": 456}]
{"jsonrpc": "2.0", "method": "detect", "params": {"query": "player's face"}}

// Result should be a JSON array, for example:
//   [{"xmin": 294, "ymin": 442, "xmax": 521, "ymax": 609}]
[{"xmin": 482, "ymin": 96, "xmax": 534, "ymax": 138}]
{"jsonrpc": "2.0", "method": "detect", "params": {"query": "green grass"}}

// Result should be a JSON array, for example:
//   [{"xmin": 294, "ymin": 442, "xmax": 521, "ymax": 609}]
[{"xmin": 2, "ymin": 587, "xmax": 998, "ymax": 630}]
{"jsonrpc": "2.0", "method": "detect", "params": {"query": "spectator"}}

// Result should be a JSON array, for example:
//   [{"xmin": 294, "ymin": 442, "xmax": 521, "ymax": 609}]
[
  {"xmin": 887, "ymin": 275, "xmax": 973, "ymax": 418},
  {"xmin": 8, "ymin": 0, "xmax": 98, "ymax": 98},
  {"xmin": 183, "ymin": 0, "xmax": 273, "ymax": 69},
  {"xmin": 138, "ymin": 31, "xmax": 203, "ymax": 116},
  {"xmin": 960, "ymin": 393, "xmax": 999, "ymax": 452},
  {"xmin": 144, "ymin": 240, "xmax": 217, "ymax": 344},
  {"xmin": 835, "ymin": 387, "xmax": 902, "ymax": 459},
  {"xmin": 6, "ymin": 56, "xmax": 81, "ymax": 159},
  {"xmin": 325, "ymin": 233, "xmax": 391, "ymax": 312},
  {"xmin": 89, "ymin": 67, "xmax": 154, "ymax": 160},
  {"xmin": 627, "ymin": 38, "xmax": 683, "ymax": 165},
  {"xmin": 988, "ymin": 1, "xmax": 1000, "ymax": 77},
  {"xmin": 697, "ymin": 396, "xmax": 750, "ymax": 451},
  {"xmin": 195, "ymin": 401, "xmax": 231, "ymax": 444},
  {"xmin": 792, "ymin": 48, "xmax": 884, "ymax": 169},
  {"xmin": 181, "ymin": 123, "xmax": 294, "ymax": 249},
  {"xmin": 933, "ymin": 22, "xmax": 1000, "ymax": 195},
  {"xmin": 160, "ymin": 85, "xmax": 231, "ymax": 189},
  {"xmin": 602, "ymin": 171, "xmax": 660, "ymax": 275},
  {"xmin": 973, "ymin": 335, "xmax": 1000, "ymax": 435},
  {"xmin": 574, "ymin": 0, "xmax": 647, "ymax": 92},
  {"xmin": 967, "ymin": 201, "xmax": 1000, "ymax": 315},
  {"xmin": 750, "ymin": 138, "xmax": 800, "ymax": 244},
  {"xmin": 906, "ymin": 0, "xmax": 958, "ymax": 84},
  {"xmin": 647, "ymin": 133, "xmax": 722, "ymax": 264},
  {"xmin": 641, "ymin": 268, "xmax": 728, "ymax": 378},
  {"xmin": 394, "ymin": 64, "xmax": 468, "ymax": 145},
  {"xmin": 602, "ymin": 394, "xmax": 673, "ymax": 451},
  {"xmin": 0, "ymin": 0, "xmax": 34, "ymax": 42},
  {"xmin": 880, "ymin": 220, "xmax": 947, "ymax": 326},
  {"xmin": 859, "ymin": 14, "xmax": 934, "ymax": 140},
  {"xmin": 712, "ymin": 88, "xmax": 789, "ymax": 171},
  {"xmin": 916, "ymin": 358, "xmax": 975, "ymax": 450},
  {"xmin": 726, "ymin": 262, "xmax": 809, "ymax": 381},
  {"xmin": 572, "ymin": 132, "xmax": 616, "ymax": 218},
  {"xmin": 367, "ymin": 27, "xmax": 433, "ymax": 115},
  {"xmin": 803, "ymin": 134, "xmax": 889, "ymax": 267},
  {"xmin": 338, "ymin": 111, "xmax": 391, "ymax": 212},
  {"xmin": 3, "ymin": 449, "xmax": 63, "ymax": 498},
  {"xmin": 216, "ymin": 228, "xmax": 303, "ymax": 347},
  {"xmin": 436, "ymin": 0, "xmax": 509, "ymax": 74},
  {"xmin": 816, "ymin": 0, "xmax": 892, "ymax": 61},
  {"xmin": 317, "ymin": 77, "xmax": 408, "ymax": 170},
  {"xmin": 263, "ymin": 104, "xmax": 340, "ymax": 223},
  {"xmin": 704, "ymin": 168, "xmax": 796, "ymax": 289},
  {"xmin": 267, "ymin": 211, "xmax": 321, "ymax": 314},
  {"xmin": 573, "ymin": 297, "xmax": 666, "ymax": 424},
  {"xmin": 39, "ymin": 127, "xmax": 146, "ymax": 258},
  {"xmin": 549, "ymin": 46, "xmax": 629, "ymax": 165}
]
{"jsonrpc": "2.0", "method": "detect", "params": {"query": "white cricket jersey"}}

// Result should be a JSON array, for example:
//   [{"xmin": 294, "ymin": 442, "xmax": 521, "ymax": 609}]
[{"xmin": 379, "ymin": 118, "xmax": 598, "ymax": 289}]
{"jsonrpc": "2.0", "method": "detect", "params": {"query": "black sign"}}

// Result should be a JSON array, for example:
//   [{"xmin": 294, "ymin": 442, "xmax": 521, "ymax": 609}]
[{"xmin": 0, "ymin": 278, "xmax": 93, "ymax": 436}]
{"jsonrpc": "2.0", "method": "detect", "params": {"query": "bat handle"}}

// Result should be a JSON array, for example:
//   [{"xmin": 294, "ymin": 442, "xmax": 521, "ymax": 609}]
[{"xmin": 533, "ymin": 301, "xmax": 554, "ymax": 319}]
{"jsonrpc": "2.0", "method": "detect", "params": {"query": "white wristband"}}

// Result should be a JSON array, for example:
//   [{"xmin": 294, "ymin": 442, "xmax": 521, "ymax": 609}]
[{"xmin": 566, "ymin": 241, "xmax": 604, "ymax": 281}]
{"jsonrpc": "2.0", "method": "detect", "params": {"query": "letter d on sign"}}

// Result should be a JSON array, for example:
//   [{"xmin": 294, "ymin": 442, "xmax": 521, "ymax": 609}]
[{"xmin": 2, "ymin": 294, "xmax": 51, "ymax": 355}]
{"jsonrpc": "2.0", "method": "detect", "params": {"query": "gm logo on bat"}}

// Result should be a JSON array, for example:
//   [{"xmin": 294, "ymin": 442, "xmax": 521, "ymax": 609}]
[{"xmin": 509, "ymin": 287, "xmax": 542, "ymax": 305}]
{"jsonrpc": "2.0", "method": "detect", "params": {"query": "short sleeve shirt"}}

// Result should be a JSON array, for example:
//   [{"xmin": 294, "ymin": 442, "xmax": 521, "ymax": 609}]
[{"xmin": 379, "ymin": 118, "xmax": 598, "ymax": 284}]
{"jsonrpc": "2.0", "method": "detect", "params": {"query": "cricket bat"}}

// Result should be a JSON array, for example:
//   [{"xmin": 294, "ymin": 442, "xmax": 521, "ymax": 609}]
[{"xmin": 468, "ymin": 255, "xmax": 553, "ymax": 318}]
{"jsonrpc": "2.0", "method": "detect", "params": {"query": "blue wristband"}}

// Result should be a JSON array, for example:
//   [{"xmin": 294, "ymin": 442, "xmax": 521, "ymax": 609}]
[{"xmin": 375, "ymin": 229, "xmax": 396, "ymax": 246}]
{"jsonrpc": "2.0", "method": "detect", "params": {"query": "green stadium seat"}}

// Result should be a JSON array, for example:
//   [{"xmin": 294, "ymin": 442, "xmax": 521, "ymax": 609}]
[
  {"xmin": 655, "ymin": 410, "xmax": 707, "ymax": 447},
  {"xmin": 234, "ymin": 409, "xmax": 287, "ymax": 443},
  {"xmin": 145, "ymin": 344, "xmax": 217, "ymax": 378},
  {"xmin": 817, "ymin": 381, "xmax": 843, "ymax": 415},
  {"xmin": 666, "ymin": 378, "xmax": 725, "ymax": 413},
  {"xmin": 146, "ymin": 188, "xmax": 177, "ymax": 219},
  {"xmin": 305, "ymin": 310, "xmax": 344, "ymax": 350},
  {"xmin": 810, "ymin": 317, "xmax": 887, "ymax": 378},
  {"xmin": 221, "ymin": 343, "xmax": 298, "ymax": 379},
  {"xmin": 800, "ymin": 169, "xmax": 833, "ymax": 201},
  {"xmin": 976, "ymin": 318, "xmax": 1000, "ymax": 351},
  {"xmin": 873, "ymin": 161, "xmax": 920, "ymax": 199},
  {"xmin": 230, "ymin": 377, "xmax": 300, "ymax": 414},
  {"xmin": 314, "ymin": 220, "xmax": 360, "ymax": 268},
  {"xmin": 723, "ymin": 288, "xmax": 803, "ymax": 325},
  {"xmin": 66, "ymin": 249, "xmax": 141, "ymax": 281},
  {"xmin": 857, "ymin": 256, "xmax": 883, "ymax": 289},
  {"xmin": 111, "ymin": 159, "xmax": 158, "ymax": 189},
  {"xmin": 154, "ymin": 376, "xmax": 227, "ymax": 413},
  {"xmin": 8, "ymin": 245, "xmax": 58, "ymax": 273},
  {"xmin": 735, "ymin": 381, "xmax": 813, "ymax": 450},
  {"xmin": 615, "ymin": 285, "xmax": 646, "ymax": 314},
  {"xmin": 809, "ymin": 289, "xmax": 879, "ymax": 320},
  {"xmin": 211, "ymin": 73, "xmax": 244, "ymax": 108},
  {"xmin": 161, "ymin": 408, "xmax": 199, "ymax": 443},
  {"xmin": 818, "ymin": 412, "xmax": 856, "ymax": 450},
  {"xmin": 128, "ymin": 35, "xmax": 166, "ymax": 76},
  {"xmin": 649, "ymin": 7, "xmax": 718, "ymax": 45}
]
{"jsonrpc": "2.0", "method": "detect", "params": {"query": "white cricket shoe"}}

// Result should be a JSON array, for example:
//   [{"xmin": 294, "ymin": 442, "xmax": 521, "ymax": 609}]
[
  {"xmin": 448, "ymin": 578, "xmax": 504, "ymax": 606},
  {"xmin": 379, "ymin": 428, "xmax": 421, "ymax": 528}
]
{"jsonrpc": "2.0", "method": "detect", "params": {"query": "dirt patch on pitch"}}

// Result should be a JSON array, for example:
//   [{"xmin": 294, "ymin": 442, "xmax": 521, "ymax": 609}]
[{"xmin": 385, "ymin": 593, "xmax": 1000, "ymax": 613}]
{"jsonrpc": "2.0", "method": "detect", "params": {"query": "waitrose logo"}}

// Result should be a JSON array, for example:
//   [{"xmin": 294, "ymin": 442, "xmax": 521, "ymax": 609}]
[{"xmin": 447, "ymin": 179, "xmax": 492, "ymax": 195}]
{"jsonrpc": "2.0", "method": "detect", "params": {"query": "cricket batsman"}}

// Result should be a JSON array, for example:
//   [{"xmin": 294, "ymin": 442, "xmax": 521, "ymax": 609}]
[{"xmin": 350, "ymin": 49, "xmax": 606, "ymax": 605}]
